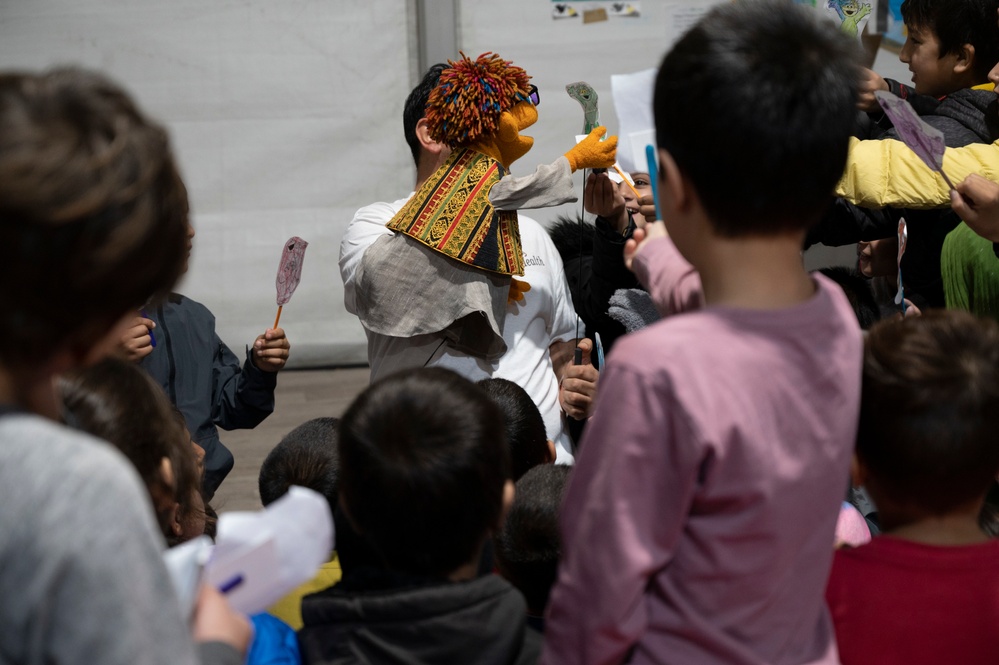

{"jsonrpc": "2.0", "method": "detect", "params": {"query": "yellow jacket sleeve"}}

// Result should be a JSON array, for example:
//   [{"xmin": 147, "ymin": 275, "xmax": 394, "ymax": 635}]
[{"xmin": 836, "ymin": 137, "xmax": 999, "ymax": 210}]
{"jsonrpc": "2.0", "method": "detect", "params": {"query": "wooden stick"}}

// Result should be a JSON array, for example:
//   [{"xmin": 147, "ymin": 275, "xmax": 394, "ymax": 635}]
[
  {"xmin": 273, "ymin": 305, "xmax": 283, "ymax": 330},
  {"xmin": 613, "ymin": 164, "xmax": 642, "ymax": 201}
]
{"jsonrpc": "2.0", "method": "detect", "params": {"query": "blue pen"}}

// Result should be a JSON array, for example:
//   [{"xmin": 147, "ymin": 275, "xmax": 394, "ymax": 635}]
[
  {"xmin": 218, "ymin": 574, "xmax": 244, "ymax": 594},
  {"xmin": 140, "ymin": 308, "xmax": 156, "ymax": 348},
  {"xmin": 645, "ymin": 145, "xmax": 662, "ymax": 222}
]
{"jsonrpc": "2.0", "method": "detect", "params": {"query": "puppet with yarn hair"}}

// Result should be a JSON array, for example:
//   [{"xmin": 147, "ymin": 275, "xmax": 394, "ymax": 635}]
[{"xmin": 355, "ymin": 52, "xmax": 616, "ymax": 361}]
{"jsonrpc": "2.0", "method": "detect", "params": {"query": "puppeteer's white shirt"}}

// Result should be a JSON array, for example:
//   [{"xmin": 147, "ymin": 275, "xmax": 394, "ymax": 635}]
[{"xmin": 339, "ymin": 195, "xmax": 579, "ymax": 462}]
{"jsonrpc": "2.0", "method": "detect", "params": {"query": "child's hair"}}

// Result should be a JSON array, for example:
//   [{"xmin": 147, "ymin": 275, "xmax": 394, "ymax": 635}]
[
  {"xmin": 259, "ymin": 417, "xmax": 340, "ymax": 518},
  {"xmin": 901, "ymin": 0, "xmax": 999, "ymax": 82},
  {"xmin": 0, "ymin": 68, "xmax": 189, "ymax": 368},
  {"xmin": 478, "ymin": 378, "xmax": 550, "ymax": 480},
  {"xmin": 817, "ymin": 267, "xmax": 881, "ymax": 330},
  {"xmin": 338, "ymin": 367, "xmax": 509, "ymax": 578},
  {"xmin": 60, "ymin": 357, "xmax": 202, "ymax": 540},
  {"xmin": 403, "ymin": 63, "xmax": 449, "ymax": 168},
  {"xmin": 494, "ymin": 464, "xmax": 572, "ymax": 614},
  {"xmin": 858, "ymin": 311, "xmax": 999, "ymax": 515},
  {"xmin": 653, "ymin": 1, "xmax": 860, "ymax": 236}
]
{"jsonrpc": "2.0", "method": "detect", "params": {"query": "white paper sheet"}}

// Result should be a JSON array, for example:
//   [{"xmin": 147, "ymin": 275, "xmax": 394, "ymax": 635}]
[
  {"xmin": 204, "ymin": 486, "xmax": 334, "ymax": 615},
  {"xmin": 610, "ymin": 69, "xmax": 656, "ymax": 173},
  {"xmin": 163, "ymin": 535, "xmax": 213, "ymax": 621}
]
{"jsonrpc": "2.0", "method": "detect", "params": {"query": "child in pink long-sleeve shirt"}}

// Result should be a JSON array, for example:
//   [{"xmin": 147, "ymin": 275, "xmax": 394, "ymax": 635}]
[{"xmin": 542, "ymin": 3, "xmax": 864, "ymax": 664}]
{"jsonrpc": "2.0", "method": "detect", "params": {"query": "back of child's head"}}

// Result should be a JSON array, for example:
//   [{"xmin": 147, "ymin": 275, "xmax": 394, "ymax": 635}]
[
  {"xmin": 653, "ymin": 1, "xmax": 860, "ymax": 236},
  {"xmin": 61, "ymin": 357, "xmax": 201, "ymax": 540},
  {"xmin": 338, "ymin": 367, "xmax": 509, "ymax": 578},
  {"xmin": 858, "ymin": 310, "xmax": 999, "ymax": 516},
  {"xmin": 901, "ymin": 0, "xmax": 999, "ymax": 82},
  {"xmin": 478, "ymin": 377, "xmax": 550, "ymax": 480},
  {"xmin": 0, "ymin": 68, "xmax": 189, "ymax": 369},
  {"xmin": 817, "ymin": 267, "xmax": 881, "ymax": 330},
  {"xmin": 494, "ymin": 464, "xmax": 572, "ymax": 615},
  {"xmin": 259, "ymin": 417, "xmax": 340, "ymax": 517}
]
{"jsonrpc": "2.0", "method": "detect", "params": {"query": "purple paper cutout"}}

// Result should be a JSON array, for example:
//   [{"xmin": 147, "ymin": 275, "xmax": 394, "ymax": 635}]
[
  {"xmin": 276, "ymin": 236, "xmax": 308, "ymax": 306},
  {"xmin": 874, "ymin": 90, "xmax": 947, "ymax": 173}
]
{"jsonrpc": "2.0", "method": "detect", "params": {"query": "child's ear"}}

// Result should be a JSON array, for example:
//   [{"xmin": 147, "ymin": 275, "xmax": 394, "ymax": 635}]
[
  {"xmin": 169, "ymin": 502, "xmax": 183, "ymax": 537},
  {"xmin": 657, "ymin": 147, "xmax": 693, "ymax": 215},
  {"xmin": 545, "ymin": 440, "xmax": 557, "ymax": 464},
  {"xmin": 495, "ymin": 480, "xmax": 516, "ymax": 532},
  {"xmin": 953, "ymin": 43, "xmax": 975, "ymax": 75}
]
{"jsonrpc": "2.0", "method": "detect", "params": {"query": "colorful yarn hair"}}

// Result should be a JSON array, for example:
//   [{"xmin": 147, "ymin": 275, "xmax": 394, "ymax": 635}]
[{"xmin": 426, "ymin": 52, "xmax": 532, "ymax": 148}]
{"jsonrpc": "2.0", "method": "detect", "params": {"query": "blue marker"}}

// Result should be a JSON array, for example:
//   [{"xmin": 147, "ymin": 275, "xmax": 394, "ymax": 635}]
[
  {"xmin": 218, "ymin": 574, "xmax": 244, "ymax": 594},
  {"xmin": 645, "ymin": 145, "xmax": 662, "ymax": 222}
]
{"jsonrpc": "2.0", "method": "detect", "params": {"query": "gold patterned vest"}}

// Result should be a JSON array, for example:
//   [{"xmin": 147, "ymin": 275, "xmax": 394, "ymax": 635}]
[{"xmin": 386, "ymin": 148, "xmax": 525, "ymax": 276}]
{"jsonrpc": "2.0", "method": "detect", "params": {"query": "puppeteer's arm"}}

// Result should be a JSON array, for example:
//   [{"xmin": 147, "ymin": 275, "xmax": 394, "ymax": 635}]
[
  {"xmin": 490, "ymin": 126, "xmax": 618, "ymax": 211},
  {"xmin": 489, "ymin": 157, "xmax": 577, "ymax": 211}
]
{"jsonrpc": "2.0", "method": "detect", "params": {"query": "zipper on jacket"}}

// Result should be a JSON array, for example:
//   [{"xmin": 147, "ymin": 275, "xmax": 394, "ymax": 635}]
[{"xmin": 158, "ymin": 303, "xmax": 178, "ymax": 405}]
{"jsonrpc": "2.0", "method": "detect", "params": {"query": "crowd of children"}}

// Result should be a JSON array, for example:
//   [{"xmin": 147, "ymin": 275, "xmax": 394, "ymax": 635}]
[{"xmin": 7, "ymin": 0, "xmax": 999, "ymax": 663}]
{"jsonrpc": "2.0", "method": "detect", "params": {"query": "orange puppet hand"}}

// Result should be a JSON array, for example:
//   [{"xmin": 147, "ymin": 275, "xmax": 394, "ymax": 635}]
[
  {"xmin": 508, "ymin": 278, "xmax": 532, "ymax": 304},
  {"xmin": 564, "ymin": 126, "xmax": 618, "ymax": 172}
]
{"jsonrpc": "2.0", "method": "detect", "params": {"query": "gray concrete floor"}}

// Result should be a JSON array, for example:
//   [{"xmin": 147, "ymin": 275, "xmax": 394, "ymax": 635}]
[{"xmin": 211, "ymin": 367, "xmax": 369, "ymax": 513}]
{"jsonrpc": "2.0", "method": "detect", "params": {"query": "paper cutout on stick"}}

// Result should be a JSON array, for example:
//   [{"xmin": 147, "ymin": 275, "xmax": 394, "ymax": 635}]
[
  {"xmin": 874, "ymin": 91, "xmax": 956, "ymax": 190},
  {"xmin": 276, "ymin": 236, "xmax": 308, "ymax": 306},
  {"xmin": 895, "ymin": 218, "xmax": 908, "ymax": 310}
]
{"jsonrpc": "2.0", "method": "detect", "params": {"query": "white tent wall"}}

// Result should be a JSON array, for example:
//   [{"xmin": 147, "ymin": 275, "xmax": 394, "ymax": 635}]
[
  {"xmin": 456, "ymin": 0, "xmax": 724, "ymax": 231},
  {"xmin": 0, "ymin": 0, "xmax": 418, "ymax": 368},
  {"xmin": 0, "ymin": 0, "xmax": 916, "ymax": 368}
]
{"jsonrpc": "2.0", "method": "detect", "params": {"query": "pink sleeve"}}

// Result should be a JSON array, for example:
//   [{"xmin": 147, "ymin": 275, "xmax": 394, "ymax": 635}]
[
  {"xmin": 542, "ymin": 360, "xmax": 700, "ymax": 665},
  {"xmin": 631, "ymin": 236, "xmax": 703, "ymax": 315}
]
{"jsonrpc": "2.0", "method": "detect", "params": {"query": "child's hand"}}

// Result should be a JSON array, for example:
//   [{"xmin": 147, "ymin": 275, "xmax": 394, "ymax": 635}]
[
  {"xmin": 637, "ymin": 194, "xmax": 658, "ymax": 227},
  {"xmin": 857, "ymin": 68, "xmax": 888, "ymax": 112},
  {"xmin": 624, "ymin": 223, "xmax": 668, "ymax": 273},
  {"xmin": 252, "ymin": 327, "xmax": 290, "ymax": 372},
  {"xmin": 559, "ymin": 337, "xmax": 599, "ymax": 420},
  {"xmin": 584, "ymin": 172, "xmax": 628, "ymax": 232},
  {"xmin": 952, "ymin": 174, "xmax": 999, "ymax": 242},
  {"xmin": 119, "ymin": 316, "xmax": 156, "ymax": 362},
  {"xmin": 192, "ymin": 584, "xmax": 252, "ymax": 655}
]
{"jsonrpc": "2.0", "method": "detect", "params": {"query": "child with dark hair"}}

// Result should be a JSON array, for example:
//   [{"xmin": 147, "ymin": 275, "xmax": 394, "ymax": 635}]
[
  {"xmin": 816, "ymin": 266, "xmax": 882, "ymax": 330},
  {"xmin": 298, "ymin": 368, "xmax": 540, "ymax": 664},
  {"xmin": 494, "ymin": 464, "xmax": 571, "ymax": 632},
  {"xmin": 810, "ymin": 0, "xmax": 999, "ymax": 308},
  {"xmin": 478, "ymin": 378, "xmax": 556, "ymax": 480},
  {"xmin": 826, "ymin": 311, "xmax": 999, "ymax": 664},
  {"xmin": 259, "ymin": 417, "xmax": 343, "ymax": 631},
  {"xmin": 119, "ymin": 227, "xmax": 292, "ymax": 497},
  {"xmin": 0, "ymin": 67, "xmax": 248, "ymax": 664},
  {"xmin": 544, "ymin": 3, "xmax": 864, "ymax": 663},
  {"xmin": 259, "ymin": 417, "xmax": 340, "ymax": 516},
  {"xmin": 61, "ymin": 357, "xmax": 207, "ymax": 545}
]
